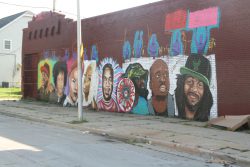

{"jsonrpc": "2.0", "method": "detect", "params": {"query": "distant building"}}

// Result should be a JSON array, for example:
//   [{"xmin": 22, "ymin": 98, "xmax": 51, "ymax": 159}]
[{"xmin": 0, "ymin": 11, "xmax": 34, "ymax": 87}]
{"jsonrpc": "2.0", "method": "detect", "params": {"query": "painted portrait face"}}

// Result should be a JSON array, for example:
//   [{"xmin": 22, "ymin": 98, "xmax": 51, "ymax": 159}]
[
  {"xmin": 134, "ymin": 77, "xmax": 145, "ymax": 90},
  {"xmin": 69, "ymin": 68, "xmax": 78, "ymax": 103},
  {"xmin": 102, "ymin": 65, "xmax": 113, "ymax": 101},
  {"xmin": 83, "ymin": 65, "xmax": 93, "ymax": 96},
  {"xmin": 41, "ymin": 71, "xmax": 49, "ymax": 88},
  {"xmin": 184, "ymin": 76, "xmax": 204, "ymax": 106},
  {"xmin": 150, "ymin": 60, "xmax": 169, "ymax": 96},
  {"xmin": 56, "ymin": 71, "xmax": 64, "ymax": 97}
]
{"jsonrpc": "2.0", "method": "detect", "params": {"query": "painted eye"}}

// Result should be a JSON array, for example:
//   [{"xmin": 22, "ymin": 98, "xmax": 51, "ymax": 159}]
[
  {"xmin": 156, "ymin": 72, "xmax": 160, "ymax": 78},
  {"xmin": 186, "ymin": 79, "xmax": 193, "ymax": 85},
  {"xmin": 198, "ymin": 82, "xmax": 204, "ymax": 88}
]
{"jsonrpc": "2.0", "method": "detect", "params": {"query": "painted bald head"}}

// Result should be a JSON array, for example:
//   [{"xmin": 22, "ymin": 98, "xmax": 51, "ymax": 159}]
[{"xmin": 150, "ymin": 59, "xmax": 169, "ymax": 97}]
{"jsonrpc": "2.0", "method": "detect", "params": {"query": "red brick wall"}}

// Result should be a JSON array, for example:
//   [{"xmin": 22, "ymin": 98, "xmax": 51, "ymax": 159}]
[{"xmin": 22, "ymin": 0, "xmax": 250, "ymax": 116}]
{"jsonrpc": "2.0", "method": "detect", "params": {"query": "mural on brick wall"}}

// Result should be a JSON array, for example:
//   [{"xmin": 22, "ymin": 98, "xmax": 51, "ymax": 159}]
[
  {"xmin": 36, "ymin": 6, "xmax": 220, "ymax": 122},
  {"xmin": 37, "ymin": 50, "xmax": 81, "ymax": 107},
  {"xmin": 37, "ymin": 51, "xmax": 56, "ymax": 101},
  {"xmin": 82, "ymin": 60, "xmax": 98, "ymax": 109},
  {"xmin": 167, "ymin": 7, "xmax": 220, "ymax": 121},
  {"xmin": 122, "ymin": 63, "xmax": 149, "ymax": 115},
  {"xmin": 117, "ymin": 78, "xmax": 135, "ymax": 112},
  {"xmin": 91, "ymin": 45, "xmax": 99, "ymax": 62},
  {"xmin": 149, "ymin": 59, "xmax": 171, "ymax": 116},
  {"xmin": 97, "ymin": 58, "xmax": 123, "ymax": 112},
  {"xmin": 133, "ymin": 30, "xmax": 144, "ymax": 58},
  {"xmin": 63, "ymin": 57, "xmax": 79, "ymax": 107},
  {"xmin": 121, "ymin": 6, "xmax": 219, "ymax": 120},
  {"xmin": 50, "ymin": 60, "xmax": 67, "ymax": 104}
]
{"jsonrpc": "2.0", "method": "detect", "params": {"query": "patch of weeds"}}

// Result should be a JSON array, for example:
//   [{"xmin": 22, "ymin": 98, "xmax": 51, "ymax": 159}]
[
  {"xmin": 182, "ymin": 122, "xmax": 192, "ymax": 126},
  {"xmin": 126, "ymin": 138, "xmax": 137, "ymax": 145},
  {"xmin": 203, "ymin": 124, "xmax": 210, "ymax": 128},
  {"xmin": 169, "ymin": 134, "xmax": 176, "ymax": 137},
  {"xmin": 171, "ymin": 140, "xmax": 178, "ymax": 143}
]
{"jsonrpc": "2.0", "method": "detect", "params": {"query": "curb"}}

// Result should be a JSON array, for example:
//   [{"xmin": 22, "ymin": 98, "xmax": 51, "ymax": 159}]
[{"xmin": 0, "ymin": 110, "xmax": 249, "ymax": 167}]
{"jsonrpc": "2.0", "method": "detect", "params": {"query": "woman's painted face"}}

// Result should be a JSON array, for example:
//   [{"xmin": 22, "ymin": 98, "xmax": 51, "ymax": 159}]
[
  {"xmin": 69, "ymin": 68, "xmax": 78, "ymax": 103},
  {"xmin": 41, "ymin": 72, "xmax": 49, "ymax": 87},
  {"xmin": 83, "ymin": 66, "xmax": 93, "ymax": 95},
  {"xmin": 56, "ymin": 71, "xmax": 64, "ymax": 97}
]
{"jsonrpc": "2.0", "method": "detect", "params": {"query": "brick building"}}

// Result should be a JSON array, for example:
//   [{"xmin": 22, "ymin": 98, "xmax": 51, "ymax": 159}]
[{"xmin": 22, "ymin": 0, "xmax": 250, "ymax": 119}]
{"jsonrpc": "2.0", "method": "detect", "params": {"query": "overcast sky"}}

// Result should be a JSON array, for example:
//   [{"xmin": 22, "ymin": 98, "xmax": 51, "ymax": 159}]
[{"xmin": 0, "ymin": 0, "xmax": 161, "ymax": 19}]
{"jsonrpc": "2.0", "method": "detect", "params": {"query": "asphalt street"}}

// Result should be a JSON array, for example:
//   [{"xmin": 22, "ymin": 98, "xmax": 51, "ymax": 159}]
[{"xmin": 0, "ymin": 114, "xmax": 239, "ymax": 167}]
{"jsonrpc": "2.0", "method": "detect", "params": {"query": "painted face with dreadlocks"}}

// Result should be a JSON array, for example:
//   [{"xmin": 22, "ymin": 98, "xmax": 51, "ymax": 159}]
[{"xmin": 184, "ymin": 75, "xmax": 204, "ymax": 110}]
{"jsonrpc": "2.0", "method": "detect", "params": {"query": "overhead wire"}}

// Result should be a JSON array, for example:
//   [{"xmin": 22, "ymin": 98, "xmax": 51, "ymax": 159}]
[
  {"xmin": 0, "ymin": 1, "xmax": 86, "ymax": 18},
  {"xmin": 0, "ymin": 1, "xmax": 51, "ymax": 10}
]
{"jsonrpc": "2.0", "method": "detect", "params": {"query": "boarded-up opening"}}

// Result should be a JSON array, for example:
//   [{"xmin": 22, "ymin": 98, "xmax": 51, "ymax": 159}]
[{"xmin": 23, "ymin": 54, "xmax": 39, "ymax": 98}]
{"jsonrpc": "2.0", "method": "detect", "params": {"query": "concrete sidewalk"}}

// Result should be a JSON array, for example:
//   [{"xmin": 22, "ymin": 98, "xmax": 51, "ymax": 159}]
[{"xmin": 0, "ymin": 100, "xmax": 249, "ymax": 166}]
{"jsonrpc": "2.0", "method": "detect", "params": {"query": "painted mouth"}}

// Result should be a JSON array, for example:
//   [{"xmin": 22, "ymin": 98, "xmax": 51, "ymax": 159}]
[
  {"xmin": 187, "ymin": 92, "xmax": 199, "ymax": 101},
  {"xmin": 159, "ymin": 85, "xmax": 167, "ymax": 92}
]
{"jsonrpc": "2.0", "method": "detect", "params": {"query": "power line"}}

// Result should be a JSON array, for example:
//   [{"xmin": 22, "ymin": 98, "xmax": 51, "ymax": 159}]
[
  {"xmin": 0, "ymin": 1, "xmax": 51, "ymax": 10},
  {"xmin": 0, "ymin": 1, "xmax": 86, "ymax": 19}
]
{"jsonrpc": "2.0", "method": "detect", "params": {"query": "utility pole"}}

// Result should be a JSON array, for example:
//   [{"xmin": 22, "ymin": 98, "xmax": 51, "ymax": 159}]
[
  {"xmin": 77, "ymin": 0, "xmax": 83, "ymax": 121},
  {"xmin": 53, "ymin": 0, "xmax": 56, "ymax": 12}
]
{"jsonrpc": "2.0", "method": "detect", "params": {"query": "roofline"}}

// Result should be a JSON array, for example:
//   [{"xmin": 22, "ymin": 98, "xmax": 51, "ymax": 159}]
[{"xmin": 0, "ymin": 11, "xmax": 34, "ymax": 32}]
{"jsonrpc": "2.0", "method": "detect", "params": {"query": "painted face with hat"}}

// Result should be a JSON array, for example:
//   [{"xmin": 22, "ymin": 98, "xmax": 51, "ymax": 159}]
[
  {"xmin": 180, "ymin": 53, "xmax": 211, "ymax": 118},
  {"xmin": 127, "ymin": 63, "xmax": 148, "ymax": 99}
]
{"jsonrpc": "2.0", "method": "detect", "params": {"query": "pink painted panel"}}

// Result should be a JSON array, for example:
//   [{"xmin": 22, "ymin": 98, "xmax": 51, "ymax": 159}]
[
  {"xmin": 165, "ymin": 10, "xmax": 187, "ymax": 31},
  {"xmin": 188, "ymin": 7, "xmax": 219, "ymax": 28}
]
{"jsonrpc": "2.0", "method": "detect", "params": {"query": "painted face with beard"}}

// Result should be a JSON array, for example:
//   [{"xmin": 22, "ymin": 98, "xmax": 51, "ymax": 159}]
[
  {"xmin": 184, "ymin": 76, "xmax": 204, "ymax": 112},
  {"xmin": 134, "ymin": 76, "xmax": 148, "ymax": 99},
  {"xmin": 102, "ymin": 64, "xmax": 113, "ymax": 101},
  {"xmin": 56, "ymin": 71, "xmax": 65, "ymax": 97}
]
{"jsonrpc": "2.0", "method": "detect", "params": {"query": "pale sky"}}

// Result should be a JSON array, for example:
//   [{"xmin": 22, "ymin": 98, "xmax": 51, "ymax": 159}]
[{"xmin": 0, "ymin": 0, "xmax": 162, "ymax": 20}]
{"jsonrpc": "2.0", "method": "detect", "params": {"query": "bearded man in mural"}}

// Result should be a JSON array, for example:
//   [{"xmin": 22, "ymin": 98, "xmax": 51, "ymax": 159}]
[
  {"xmin": 124, "ymin": 63, "xmax": 150, "ymax": 115},
  {"xmin": 50, "ymin": 61, "xmax": 67, "ymax": 105},
  {"xmin": 175, "ymin": 53, "xmax": 213, "ymax": 121},
  {"xmin": 38, "ymin": 62, "xmax": 54, "ymax": 100},
  {"xmin": 98, "ymin": 63, "xmax": 118, "ymax": 111},
  {"xmin": 148, "ymin": 59, "xmax": 174, "ymax": 116},
  {"xmin": 63, "ymin": 61, "xmax": 78, "ymax": 107}
]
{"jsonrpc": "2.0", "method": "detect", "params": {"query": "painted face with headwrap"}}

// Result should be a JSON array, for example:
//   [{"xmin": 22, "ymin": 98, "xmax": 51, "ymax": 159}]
[
  {"xmin": 40, "ymin": 63, "xmax": 50, "ymax": 88},
  {"xmin": 126, "ymin": 63, "xmax": 148, "ymax": 99}
]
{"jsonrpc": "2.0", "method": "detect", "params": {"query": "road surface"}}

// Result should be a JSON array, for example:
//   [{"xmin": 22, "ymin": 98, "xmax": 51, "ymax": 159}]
[{"xmin": 0, "ymin": 114, "xmax": 238, "ymax": 167}]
